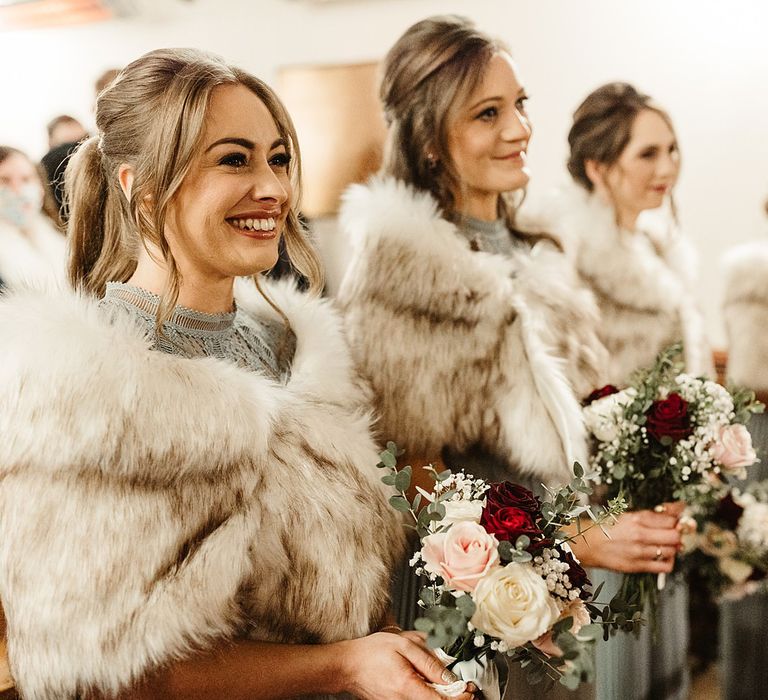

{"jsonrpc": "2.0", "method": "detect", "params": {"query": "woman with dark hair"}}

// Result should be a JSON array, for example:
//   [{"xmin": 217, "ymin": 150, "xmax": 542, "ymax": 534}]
[
  {"xmin": 543, "ymin": 81, "xmax": 711, "ymax": 700},
  {"xmin": 0, "ymin": 48, "xmax": 475, "ymax": 700},
  {"xmin": 338, "ymin": 17, "xmax": 684, "ymax": 699}
]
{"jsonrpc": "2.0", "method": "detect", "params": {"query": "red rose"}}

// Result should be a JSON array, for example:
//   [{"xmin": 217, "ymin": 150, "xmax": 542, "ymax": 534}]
[
  {"xmin": 646, "ymin": 393, "xmax": 692, "ymax": 442},
  {"xmin": 585, "ymin": 384, "xmax": 620, "ymax": 405},
  {"xmin": 481, "ymin": 482, "xmax": 544, "ymax": 543},
  {"xmin": 561, "ymin": 548, "xmax": 591, "ymax": 599},
  {"xmin": 716, "ymin": 493, "xmax": 745, "ymax": 530},
  {"xmin": 485, "ymin": 482, "xmax": 541, "ymax": 514},
  {"xmin": 481, "ymin": 506, "xmax": 543, "ymax": 542}
]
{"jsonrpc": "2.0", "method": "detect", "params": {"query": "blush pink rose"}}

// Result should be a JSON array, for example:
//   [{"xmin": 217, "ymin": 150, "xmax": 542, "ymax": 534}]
[
  {"xmin": 421, "ymin": 521, "xmax": 500, "ymax": 592},
  {"xmin": 532, "ymin": 599, "xmax": 591, "ymax": 657},
  {"xmin": 712, "ymin": 424, "xmax": 757, "ymax": 473}
]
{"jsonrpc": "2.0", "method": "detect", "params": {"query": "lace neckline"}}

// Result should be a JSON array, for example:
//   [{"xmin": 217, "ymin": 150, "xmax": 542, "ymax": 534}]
[{"xmin": 103, "ymin": 282, "xmax": 236, "ymax": 334}]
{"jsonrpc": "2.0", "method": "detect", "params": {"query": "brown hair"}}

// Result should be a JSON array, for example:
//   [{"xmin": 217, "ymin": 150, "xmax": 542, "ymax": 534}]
[
  {"xmin": 380, "ymin": 15, "xmax": 503, "ymax": 219},
  {"xmin": 66, "ymin": 48, "xmax": 322, "ymax": 325},
  {"xmin": 94, "ymin": 68, "xmax": 121, "ymax": 97},
  {"xmin": 0, "ymin": 146, "xmax": 23, "ymax": 168},
  {"xmin": 567, "ymin": 82, "xmax": 677, "ymax": 192},
  {"xmin": 46, "ymin": 114, "xmax": 83, "ymax": 140},
  {"xmin": 380, "ymin": 15, "xmax": 554, "ymax": 244}
]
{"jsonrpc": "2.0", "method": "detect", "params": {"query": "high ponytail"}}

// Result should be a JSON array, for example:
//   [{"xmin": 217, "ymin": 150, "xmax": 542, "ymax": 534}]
[{"xmin": 66, "ymin": 136, "xmax": 136, "ymax": 295}]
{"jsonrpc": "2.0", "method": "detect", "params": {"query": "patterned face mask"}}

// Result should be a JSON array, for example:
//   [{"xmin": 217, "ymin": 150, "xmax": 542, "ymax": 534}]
[{"xmin": 0, "ymin": 183, "xmax": 43, "ymax": 229}]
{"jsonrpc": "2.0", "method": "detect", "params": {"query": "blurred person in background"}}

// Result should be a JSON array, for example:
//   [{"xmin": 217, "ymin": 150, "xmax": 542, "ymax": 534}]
[
  {"xmin": 544, "ymin": 81, "xmax": 711, "ymax": 700},
  {"xmin": 46, "ymin": 114, "xmax": 87, "ymax": 150},
  {"xmin": 41, "ymin": 69, "xmax": 121, "ymax": 223},
  {"xmin": 0, "ymin": 145, "xmax": 65, "ymax": 292},
  {"xmin": 719, "ymin": 195, "xmax": 768, "ymax": 700},
  {"xmin": 41, "ymin": 116, "xmax": 88, "ymax": 221}
]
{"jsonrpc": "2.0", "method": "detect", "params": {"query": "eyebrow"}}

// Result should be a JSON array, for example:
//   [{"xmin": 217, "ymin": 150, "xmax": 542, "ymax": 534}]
[
  {"xmin": 467, "ymin": 89, "xmax": 526, "ymax": 112},
  {"xmin": 205, "ymin": 137, "xmax": 286, "ymax": 153}
]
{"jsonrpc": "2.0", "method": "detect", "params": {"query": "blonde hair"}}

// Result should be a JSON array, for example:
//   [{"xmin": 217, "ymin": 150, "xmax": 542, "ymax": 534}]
[{"xmin": 66, "ymin": 48, "xmax": 323, "ymax": 324}]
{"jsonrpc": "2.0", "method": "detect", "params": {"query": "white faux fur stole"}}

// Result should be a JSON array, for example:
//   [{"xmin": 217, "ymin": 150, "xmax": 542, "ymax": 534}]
[
  {"xmin": 0, "ymin": 216, "xmax": 65, "ymax": 290},
  {"xmin": 339, "ymin": 176, "xmax": 586, "ymax": 485},
  {"xmin": 548, "ymin": 185, "xmax": 708, "ymax": 376},
  {"xmin": 0, "ymin": 279, "xmax": 401, "ymax": 699}
]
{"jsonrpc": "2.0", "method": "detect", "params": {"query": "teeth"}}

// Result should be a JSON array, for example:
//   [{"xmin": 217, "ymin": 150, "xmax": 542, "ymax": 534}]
[{"xmin": 229, "ymin": 217, "xmax": 277, "ymax": 232}]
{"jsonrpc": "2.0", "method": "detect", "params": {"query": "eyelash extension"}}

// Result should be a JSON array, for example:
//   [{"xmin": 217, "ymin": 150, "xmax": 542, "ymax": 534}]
[
  {"xmin": 219, "ymin": 152, "xmax": 248, "ymax": 167},
  {"xmin": 476, "ymin": 106, "xmax": 498, "ymax": 120},
  {"xmin": 270, "ymin": 152, "xmax": 292, "ymax": 167}
]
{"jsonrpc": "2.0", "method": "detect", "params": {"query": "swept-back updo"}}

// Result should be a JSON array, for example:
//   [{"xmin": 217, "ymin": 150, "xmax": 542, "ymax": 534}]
[
  {"xmin": 567, "ymin": 81, "xmax": 677, "ymax": 192},
  {"xmin": 380, "ymin": 15, "xmax": 508, "ymax": 220}
]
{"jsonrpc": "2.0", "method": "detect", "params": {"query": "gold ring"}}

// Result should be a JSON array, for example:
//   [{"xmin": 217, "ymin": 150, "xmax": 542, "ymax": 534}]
[
  {"xmin": 654, "ymin": 505, "xmax": 667, "ymax": 513},
  {"xmin": 654, "ymin": 547, "xmax": 663, "ymax": 561}
]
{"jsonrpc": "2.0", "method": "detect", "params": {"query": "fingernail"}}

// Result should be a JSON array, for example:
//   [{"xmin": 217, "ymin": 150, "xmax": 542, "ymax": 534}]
[{"xmin": 442, "ymin": 668, "xmax": 458, "ymax": 683}]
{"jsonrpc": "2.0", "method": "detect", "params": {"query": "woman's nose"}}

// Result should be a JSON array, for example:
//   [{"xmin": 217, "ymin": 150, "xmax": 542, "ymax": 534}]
[
  {"xmin": 500, "ymin": 109, "xmax": 531, "ymax": 143},
  {"xmin": 249, "ymin": 163, "xmax": 289, "ymax": 206}
]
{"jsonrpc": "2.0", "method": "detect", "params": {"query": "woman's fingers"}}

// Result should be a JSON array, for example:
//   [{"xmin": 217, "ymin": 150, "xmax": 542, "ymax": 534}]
[
  {"xmin": 634, "ymin": 510, "xmax": 679, "ymax": 530},
  {"xmin": 399, "ymin": 638, "xmax": 460, "ymax": 687},
  {"xmin": 660, "ymin": 501, "xmax": 687, "ymax": 518},
  {"xmin": 642, "ymin": 543, "xmax": 677, "ymax": 562},
  {"xmin": 637, "ymin": 525, "xmax": 682, "ymax": 547}
]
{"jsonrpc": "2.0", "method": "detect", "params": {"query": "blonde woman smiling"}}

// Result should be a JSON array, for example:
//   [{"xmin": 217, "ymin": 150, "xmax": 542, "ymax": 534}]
[{"xmin": 0, "ymin": 49, "xmax": 475, "ymax": 700}]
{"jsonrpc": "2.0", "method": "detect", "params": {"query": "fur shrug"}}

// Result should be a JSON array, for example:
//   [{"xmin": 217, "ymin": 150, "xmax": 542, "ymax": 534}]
[
  {"xmin": 0, "ymin": 217, "xmax": 65, "ymax": 290},
  {"xmin": 0, "ymin": 279, "xmax": 402, "ymax": 700},
  {"xmin": 546, "ymin": 186, "xmax": 710, "ymax": 385},
  {"xmin": 336, "ymin": 177, "xmax": 591, "ymax": 486},
  {"xmin": 723, "ymin": 241, "xmax": 768, "ymax": 391}
]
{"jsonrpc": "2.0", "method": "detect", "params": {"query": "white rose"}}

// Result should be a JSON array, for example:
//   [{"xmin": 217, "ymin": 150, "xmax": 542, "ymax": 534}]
[
  {"xmin": 737, "ymin": 500, "xmax": 768, "ymax": 553},
  {"xmin": 470, "ymin": 563, "xmax": 560, "ymax": 649},
  {"xmin": 718, "ymin": 556, "xmax": 753, "ymax": 584},
  {"xmin": 441, "ymin": 500, "xmax": 485, "ymax": 527},
  {"xmin": 583, "ymin": 389, "xmax": 634, "ymax": 443}
]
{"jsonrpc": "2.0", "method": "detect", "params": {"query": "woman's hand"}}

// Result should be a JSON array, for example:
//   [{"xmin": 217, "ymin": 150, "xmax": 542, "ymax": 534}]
[
  {"xmin": 337, "ymin": 632, "xmax": 476, "ymax": 700},
  {"xmin": 567, "ymin": 504, "xmax": 683, "ymax": 574}
]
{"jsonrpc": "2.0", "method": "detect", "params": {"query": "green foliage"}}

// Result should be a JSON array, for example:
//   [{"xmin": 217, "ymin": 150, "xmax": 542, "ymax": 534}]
[{"xmin": 377, "ymin": 440, "xmax": 640, "ymax": 689}]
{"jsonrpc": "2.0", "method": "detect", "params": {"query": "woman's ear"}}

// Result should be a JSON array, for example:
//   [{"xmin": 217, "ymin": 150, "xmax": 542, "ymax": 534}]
[
  {"xmin": 118, "ymin": 164, "xmax": 134, "ymax": 202},
  {"xmin": 584, "ymin": 159, "xmax": 607, "ymax": 190}
]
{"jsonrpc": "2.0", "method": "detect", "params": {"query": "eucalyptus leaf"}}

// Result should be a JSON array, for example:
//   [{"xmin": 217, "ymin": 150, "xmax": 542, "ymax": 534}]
[
  {"xmin": 389, "ymin": 495, "xmax": 410, "ymax": 512},
  {"xmin": 561, "ymin": 672, "xmax": 581, "ymax": 691},
  {"xmin": 455, "ymin": 594, "xmax": 476, "ymax": 618},
  {"xmin": 380, "ymin": 451, "xmax": 397, "ymax": 468},
  {"xmin": 413, "ymin": 617, "xmax": 434, "ymax": 632},
  {"xmin": 553, "ymin": 615, "xmax": 574, "ymax": 635},
  {"xmin": 394, "ymin": 469, "xmax": 411, "ymax": 492}
]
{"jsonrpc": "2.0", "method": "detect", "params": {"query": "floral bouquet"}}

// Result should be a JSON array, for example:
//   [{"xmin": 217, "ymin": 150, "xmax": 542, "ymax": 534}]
[
  {"xmin": 377, "ymin": 443, "xmax": 639, "ymax": 695},
  {"xmin": 583, "ymin": 343, "xmax": 763, "ymax": 620},
  {"xmin": 681, "ymin": 480, "xmax": 768, "ymax": 601}
]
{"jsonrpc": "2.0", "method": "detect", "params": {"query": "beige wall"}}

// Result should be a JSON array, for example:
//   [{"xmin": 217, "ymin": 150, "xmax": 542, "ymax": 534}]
[{"xmin": 2, "ymin": 0, "xmax": 766, "ymax": 345}]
